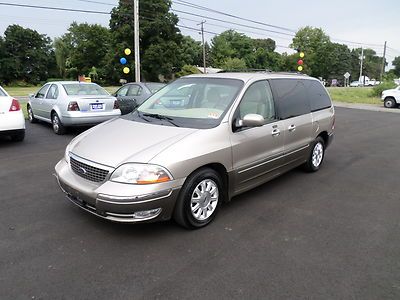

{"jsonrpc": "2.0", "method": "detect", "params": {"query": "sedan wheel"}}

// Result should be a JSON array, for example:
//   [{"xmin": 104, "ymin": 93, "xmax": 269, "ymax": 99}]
[
  {"xmin": 384, "ymin": 98, "xmax": 396, "ymax": 108},
  {"xmin": 27, "ymin": 105, "xmax": 37, "ymax": 123},
  {"xmin": 52, "ymin": 113, "xmax": 66, "ymax": 135}
]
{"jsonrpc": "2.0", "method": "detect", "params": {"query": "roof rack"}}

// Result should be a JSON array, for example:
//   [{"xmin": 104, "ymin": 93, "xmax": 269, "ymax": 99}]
[{"xmin": 219, "ymin": 69, "xmax": 309, "ymax": 76}]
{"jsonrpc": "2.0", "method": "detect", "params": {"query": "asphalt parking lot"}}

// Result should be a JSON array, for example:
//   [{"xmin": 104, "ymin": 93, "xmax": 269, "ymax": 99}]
[{"xmin": 1, "ymin": 107, "xmax": 400, "ymax": 299}]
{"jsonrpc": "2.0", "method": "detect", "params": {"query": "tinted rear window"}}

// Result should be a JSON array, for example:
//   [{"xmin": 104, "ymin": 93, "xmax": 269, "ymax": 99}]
[
  {"xmin": 270, "ymin": 79, "xmax": 310, "ymax": 119},
  {"xmin": 62, "ymin": 83, "xmax": 109, "ymax": 96},
  {"xmin": 304, "ymin": 80, "xmax": 332, "ymax": 111}
]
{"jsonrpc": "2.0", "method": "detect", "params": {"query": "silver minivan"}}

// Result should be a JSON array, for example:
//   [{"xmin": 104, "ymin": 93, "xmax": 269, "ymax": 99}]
[{"xmin": 55, "ymin": 73, "xmax": 335, "ymax": 229}]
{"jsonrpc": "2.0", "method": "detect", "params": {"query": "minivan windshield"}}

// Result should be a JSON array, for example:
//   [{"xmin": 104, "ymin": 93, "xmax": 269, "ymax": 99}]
[
  {"xmin": 62, "ymin": 83, "xmax": 109, "ymax": 96},
  {"xmin": 133, "ymin": 78, "xmax": 243, "ymax": 129}
]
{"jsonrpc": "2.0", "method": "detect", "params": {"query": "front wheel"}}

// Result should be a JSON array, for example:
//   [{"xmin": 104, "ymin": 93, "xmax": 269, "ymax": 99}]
[
  {"xmin": 384, "ymin": 98, "xmax": 397, "ymax": 108},
  {"xmin": 27, "ymin": 105, "xmax": 38, "ymax": 123},
  {"xmin": 303, "ymin": 137, "xmax": 325, "ymax": 172},
  {"xmin": 173, "ymin": 168, "xmax": 223, "ymax": 229},
  {"xmin": 51, "ymin": 112, "xmax": 66, "ymax": 135}
]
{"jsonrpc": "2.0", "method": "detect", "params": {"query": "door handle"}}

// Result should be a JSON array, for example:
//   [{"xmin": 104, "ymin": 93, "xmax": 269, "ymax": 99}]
[
  {"xmin": 288, "ymin": 124, "xmax": 296, "ymax": 132},
  {"xmin": 271, "ymin": 128, "xmax": 281, "ymax": 137}
]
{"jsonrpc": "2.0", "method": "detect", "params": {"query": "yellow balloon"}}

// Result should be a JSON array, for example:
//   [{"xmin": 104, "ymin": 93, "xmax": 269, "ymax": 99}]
[
  {"xmin": 297, "ymin": 65, "xmax": 303, "ymax": 72},
  {"xmin": 123, "ymin": 67, "xmax": 130, "ymax": 74},
  {"xmin": 124, "ymin": 48, "xmax": 131, "ymax": 56},
  {"xmin": 299, "ymin": 52, "xmax": 305, "ymax": 58}
]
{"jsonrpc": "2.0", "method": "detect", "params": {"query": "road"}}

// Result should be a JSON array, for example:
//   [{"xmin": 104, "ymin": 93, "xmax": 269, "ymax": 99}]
[{"xmin": 1, "ymin": 107, "xmax": 400, "ymax": 299}]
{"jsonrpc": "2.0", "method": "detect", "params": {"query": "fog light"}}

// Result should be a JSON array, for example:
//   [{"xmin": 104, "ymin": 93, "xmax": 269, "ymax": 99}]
[{"xmin": 134, "ymin": 208, "xmax": 162, "ymax": 219}]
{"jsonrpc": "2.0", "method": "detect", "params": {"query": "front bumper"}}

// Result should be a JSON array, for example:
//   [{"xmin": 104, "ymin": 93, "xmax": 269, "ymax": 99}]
[{"xmin": 55, "ymin": 158, "xmax": 183, "ymax": 223}]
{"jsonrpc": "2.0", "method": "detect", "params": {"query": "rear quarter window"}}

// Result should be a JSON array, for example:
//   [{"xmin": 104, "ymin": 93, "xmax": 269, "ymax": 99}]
[
  {"xmin": 270, "ymin": 79, "xmax": 310, "ymax": 119},
  {"xmin": 304, "ymin": 80, "xmax": 332, "ymax": 111}
]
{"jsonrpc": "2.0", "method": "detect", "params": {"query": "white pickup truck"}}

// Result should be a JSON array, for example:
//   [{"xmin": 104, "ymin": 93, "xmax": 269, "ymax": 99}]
[{"xmin": 382, "ymin": 86, "xmax": 400, "ymax": 108}]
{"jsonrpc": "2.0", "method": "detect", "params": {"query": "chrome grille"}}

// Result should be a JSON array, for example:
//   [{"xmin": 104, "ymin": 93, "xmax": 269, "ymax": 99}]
[{"xmin": 70, "ymin": 156, "xmax": 109, "ymax": 182}]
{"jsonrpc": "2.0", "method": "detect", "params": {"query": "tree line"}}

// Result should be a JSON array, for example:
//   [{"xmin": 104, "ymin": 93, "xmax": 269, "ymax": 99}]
[{"xmin": 0, "ymin": 0, "xmax": 399, "ymax": 86}]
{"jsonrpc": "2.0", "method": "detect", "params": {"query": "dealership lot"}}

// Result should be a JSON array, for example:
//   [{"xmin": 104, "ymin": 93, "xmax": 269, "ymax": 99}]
[{"xmin": 1, "ymin": 107, "xmax": 400, "ymax": 299}]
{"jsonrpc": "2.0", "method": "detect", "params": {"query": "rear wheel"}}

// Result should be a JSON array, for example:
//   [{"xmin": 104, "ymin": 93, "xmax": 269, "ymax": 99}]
[
  {"xmin": 11, "ymin": 130, "xmax": 25, "ymax": 142},
  {"xmin": 27, "ymin": 105, "xmax": 38, "ymax": 123},
  {"xmin": 384, "ymin": 97, "xmax": 397, "ymax": 108},
  {"xmin": 51, "ymin": 112, "xmax": 66, "ymax": 135},
  {"xmin": 173, "ymin": 168, "xmax": 223, "ymax": 229},
  {"xmin": 303, "ymin": 137, "xmax": 325, "ymax": 172}
]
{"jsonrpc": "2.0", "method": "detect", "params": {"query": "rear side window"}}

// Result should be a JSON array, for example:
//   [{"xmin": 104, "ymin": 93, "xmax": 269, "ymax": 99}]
[
  {"xmin": 270, "ymin": 79, "xmax": 310, "ymax": 119},
  {"xmin": 305, "ymin": 80, "xmax": 332, "ymax": 111}
]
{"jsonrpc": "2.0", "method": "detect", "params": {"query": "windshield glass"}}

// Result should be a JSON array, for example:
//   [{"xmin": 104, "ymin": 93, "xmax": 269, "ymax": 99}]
[
  {"xmin": 62, "ymin": 83, "xmax": 109, "ymax": 96},
  {"xmin": 0, "ymin": 87, "xmax": 7, "ymax": 97},
  {"xmin": 135, "ymin": 78, "xmax": 243, "ymax": 128},
  {"xmin": 145, "ymin": 82, "xmax": 166, "ymax": 93}
]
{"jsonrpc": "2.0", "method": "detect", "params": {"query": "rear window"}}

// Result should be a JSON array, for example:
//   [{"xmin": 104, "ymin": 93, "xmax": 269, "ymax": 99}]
[
  {"xmin": 304, "ymin": 80, "xmax": 332, "ymax": 111},
  {"xmin": 270, "ymin": 79, "xmax": 310, "ymax": 119},
  {"xmin": 0, "ymin": 87, "xmax": 7, "ymax": 97},
  {"xmin": 145, "ymin": 83, "xmax": 166, "ymax": 93},
  {"xmin": 62, "ymin": 83, "xmax": 109, "ymax": 96}
]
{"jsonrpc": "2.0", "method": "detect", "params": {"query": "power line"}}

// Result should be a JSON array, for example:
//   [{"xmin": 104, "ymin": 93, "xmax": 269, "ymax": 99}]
[
  {"xmin": 0, "ymin": 2, "xmax": 110, "ymax": 14},
  {"xmin": 173, "ymin": 0, "xmax": 296, "ymax": 33}
]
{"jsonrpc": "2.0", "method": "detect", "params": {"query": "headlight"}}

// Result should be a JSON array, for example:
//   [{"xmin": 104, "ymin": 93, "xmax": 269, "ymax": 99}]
[
  {"xmin": 64, "ymin": 143, "xmax": 72, "ymax": 164},
  {"xmin": 110, "ymin": 163, "xmax": 173, "ymax": 184}
]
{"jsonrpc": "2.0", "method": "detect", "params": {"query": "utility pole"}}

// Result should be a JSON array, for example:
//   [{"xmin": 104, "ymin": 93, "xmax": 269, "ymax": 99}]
[
  {"xmin": 134, "ymin": 0, "xmax": 140, "ymax": 82},
  {"xmin": 359, "ymin": 47, "xmax": 364, "ymax": 84},
  {"xmin": 380, "ymin": 41, "xmax": 387, "ymax": 82},
  {"xmin": 198, "ymin": 20, "xmax": 206, "ymax": 74}
]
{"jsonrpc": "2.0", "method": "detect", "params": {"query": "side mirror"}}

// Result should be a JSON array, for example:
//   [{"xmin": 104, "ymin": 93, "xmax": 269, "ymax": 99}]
[
  {"xmin": 238, "ymin": 114, "xmax": 265, "ymax": 128},
  {"xmin": 29, "ymin": 93, "xmax": 34, "ymax": 98}
]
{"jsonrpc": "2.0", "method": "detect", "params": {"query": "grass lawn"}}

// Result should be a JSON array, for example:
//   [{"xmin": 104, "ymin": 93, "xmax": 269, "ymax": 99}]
[
  {"xmin": 3, "ymin": 86, "xmax": 121, "ymax": 97},
  {"xmin": 326, "ymin": 87, "xmax": 381, "ymax": 105}
]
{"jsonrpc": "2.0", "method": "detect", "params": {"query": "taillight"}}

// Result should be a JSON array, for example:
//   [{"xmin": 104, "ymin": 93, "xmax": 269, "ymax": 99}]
[
  {"xmin": 67, "ymin": 101, "xmax": 80, "ymax": 111},
  {"xmin": 113, "ymin": 100, "xmax": 120, "ymax": 110},
  {"xmin": 9, "ymin": 99, "xmax": 21, "ymax": 112}
]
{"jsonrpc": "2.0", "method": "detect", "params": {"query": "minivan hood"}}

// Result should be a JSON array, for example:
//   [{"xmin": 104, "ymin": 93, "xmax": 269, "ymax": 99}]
[{"xmin": 70, "ymin": 118, "xmax": 197, "ymax": 167}]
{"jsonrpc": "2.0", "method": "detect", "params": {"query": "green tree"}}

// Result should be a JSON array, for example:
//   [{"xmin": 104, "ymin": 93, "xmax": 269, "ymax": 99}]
[
  {"xmin": 180, "ymin": 36, "xmax": 202, "ymax": 66},
  {"xmin": 109, "ymin": 0, "xmax": 184, "ymax": 82},
  {"xmin": 221, "ymin": 57, "xmax": 247, "ymax": 71},
  {"xmin": 0, "ymin": 25, "xmax": 54, "ymax": 84},
  {"xmin": 175, "ymin": 64, "xmax": 201, "ymax": 77},
  {"xmin": 392, "ymin": 56, "xmax": 400, "ymax": 77},
  {"xmin": 60, "ymin": 22, "xmax": 111, "ymax": 79}
]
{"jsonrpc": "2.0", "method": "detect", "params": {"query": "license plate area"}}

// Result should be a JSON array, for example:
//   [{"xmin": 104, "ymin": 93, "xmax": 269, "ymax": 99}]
[{"xmin": 90, "ymin": 103, "xmax": 104, "ymax": 111}]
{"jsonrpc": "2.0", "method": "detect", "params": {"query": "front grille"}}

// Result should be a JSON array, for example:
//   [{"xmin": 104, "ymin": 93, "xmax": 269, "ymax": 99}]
[{"xmin": 70, "ymin": 156, "xmax": 109, "ymax": 183}]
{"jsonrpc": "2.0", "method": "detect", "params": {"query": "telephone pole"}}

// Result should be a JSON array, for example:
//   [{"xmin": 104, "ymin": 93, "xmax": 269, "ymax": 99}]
[
  {"xmin": 359, "ymin": 47, "xmax": 364, "ymax": 84},
  {"xmin": 198, "ymin": 20, "xmax": 206, "ymax": 74},
  {"xmin": 134, "ymin": 0, "xmax": 140, "ymax": 82},
  {"xmin": 380, "ymin": 41, "xmax": 387, "ymax": 82}
]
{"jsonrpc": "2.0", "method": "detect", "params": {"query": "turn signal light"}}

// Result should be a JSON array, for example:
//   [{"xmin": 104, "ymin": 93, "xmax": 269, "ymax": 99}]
[
  {"xmin": 67, "ymin": 101, "xmax": 80, "ymax": 111},
  {"xmin": 113, "ymin": 100, "xmax": 120, "ymax": 110},
  {"xmin": 9, "ymin": 99, "xmax": 21, "ymax": 111}
]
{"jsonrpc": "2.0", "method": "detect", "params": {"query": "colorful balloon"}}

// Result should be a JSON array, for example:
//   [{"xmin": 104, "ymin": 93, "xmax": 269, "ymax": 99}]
[
  {"xmin": 299, "ymin": 52, "xmax": 305, "ymax": 58},
  {"xmin": 124, "ymin": 48, "xmax": 132, "ymax": 56},
  {"xmin": 297, "ymin": 59, "xmax": 304, "ymax": 65},
  {"xmin": 297, "ymin": 65, "xmax": 303, "ymax": 72},
  {"xmin": 123, "ymin": 67, "xmax": 130, "ymax": 74},
  {"xmin": 120, "ymin": 57, "xmax": 127, "ymax": 65}
]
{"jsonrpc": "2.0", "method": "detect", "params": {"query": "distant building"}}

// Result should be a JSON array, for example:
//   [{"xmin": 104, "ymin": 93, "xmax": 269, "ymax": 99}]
[{"xmin": 196, "ymin": 67, "xmax": 223, "ymax": 74}]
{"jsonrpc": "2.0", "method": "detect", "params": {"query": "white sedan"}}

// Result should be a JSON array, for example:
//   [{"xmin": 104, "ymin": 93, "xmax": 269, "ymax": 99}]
[{"xmin": 0, "ymin": 86, "xmax": 25, "ymax": 142}]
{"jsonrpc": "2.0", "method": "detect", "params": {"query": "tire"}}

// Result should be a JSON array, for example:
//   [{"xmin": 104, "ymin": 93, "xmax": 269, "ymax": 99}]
[
  {"xmin": 384, "ymin": 97, "xmax": 397, "ymax": 109},
  {"xmin": 303, "ymin": 137, "xmax": 325, "ymax": 172},
  {"xmin": 27, "ymin": 105, "xmax": 38, "ymax": 123},
  {"xmin": 173, "ymin": 168, "xmax": 223, "ymax": 229},
  {"xmin": 51, "ymin": 112, "xmax": 66, "ymax": 135},
  {"xmin": 11, "ymin": 130, "xmax": 25, "ymax": 142}
]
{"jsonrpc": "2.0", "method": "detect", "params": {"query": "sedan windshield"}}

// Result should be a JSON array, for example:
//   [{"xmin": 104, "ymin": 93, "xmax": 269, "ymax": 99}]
[
  {"xmin": 62, "ymin": 83, "xmax": 109, "ymax": 96},
  {"xmin": 135, "ymin": 78, "xmax": 243, "ymax": 129},
  {"xmin": 145, "ymin": 82, "xmax": 166, "ymax": 93}
]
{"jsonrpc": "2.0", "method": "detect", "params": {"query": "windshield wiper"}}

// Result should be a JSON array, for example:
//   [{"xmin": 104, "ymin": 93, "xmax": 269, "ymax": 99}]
[{"xmin": 142, "ymin": 113, "xmax": 180, "ymax": 127}]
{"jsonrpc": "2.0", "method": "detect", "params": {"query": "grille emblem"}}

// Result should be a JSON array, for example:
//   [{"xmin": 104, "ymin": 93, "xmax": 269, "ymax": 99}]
[{"xmin": 78, "ymin": 166, "xmax": 87, "ymax": 175}]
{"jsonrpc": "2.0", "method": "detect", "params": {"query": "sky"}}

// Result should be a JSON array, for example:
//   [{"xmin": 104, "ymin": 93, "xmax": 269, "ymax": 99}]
[{"xmin": 0, "ymin": 0, "xmax": 399, "ymax": 67}]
